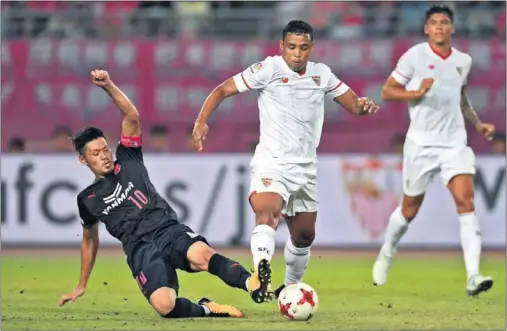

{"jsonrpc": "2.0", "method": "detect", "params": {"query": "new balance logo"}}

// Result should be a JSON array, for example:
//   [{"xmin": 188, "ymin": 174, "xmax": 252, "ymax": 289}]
[{"xmin": 102, "ymin": 182, "xmax": 134, "ymax": 215}]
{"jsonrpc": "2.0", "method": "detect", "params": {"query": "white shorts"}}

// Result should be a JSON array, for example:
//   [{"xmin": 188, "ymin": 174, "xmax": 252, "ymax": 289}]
[
  {"xmin": 249, "ymin": 163, "xmax": 318, "ymax": 217},
  {"xmin": 402, "ymin": 139, "xmax": 476, "ymax": 197}
]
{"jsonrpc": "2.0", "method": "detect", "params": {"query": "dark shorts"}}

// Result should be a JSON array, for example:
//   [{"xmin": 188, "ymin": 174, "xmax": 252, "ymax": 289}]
[{"xmin": 126, "ymin": 222, "xmax": 208, "ymax": 300}]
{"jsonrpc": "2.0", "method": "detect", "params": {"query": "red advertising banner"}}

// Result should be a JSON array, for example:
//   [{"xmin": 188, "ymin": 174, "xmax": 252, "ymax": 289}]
[{"xmin": 2, "ymin": 38, "xmax": 505, "ymax": 151}]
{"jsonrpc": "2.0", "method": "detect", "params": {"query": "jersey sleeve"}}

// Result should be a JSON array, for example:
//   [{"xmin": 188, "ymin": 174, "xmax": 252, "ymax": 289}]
[
  {"xmin": 232, "ymin": 58, "xmax": 274, "ymax": 93},
  {"xmin": 115, "ymin": 134, "xmax": 143, "ymax": 162},
  {"xmin": 78, "ymin": 196, "xmax": 98, "ymax": 229},
  {"xmin": 391, "ymin": 49, "xmax": 416, "ymax": 86},
  {"xmin": 325, "ymin": 72, "xmax": 350, "ymax": 99}
]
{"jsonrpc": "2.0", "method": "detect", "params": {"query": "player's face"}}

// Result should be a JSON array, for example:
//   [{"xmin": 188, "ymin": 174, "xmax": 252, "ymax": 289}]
[
  {"xmin": 79, "ymin": 138, "xmax": 114, "ymax": 177},
  {"xmin": 280, "ymin": 33, "xmax": 314, "ymax": 72},
  {"xmin": 424, "ymin": 13, "xmax": 454, "ymax": 45}
]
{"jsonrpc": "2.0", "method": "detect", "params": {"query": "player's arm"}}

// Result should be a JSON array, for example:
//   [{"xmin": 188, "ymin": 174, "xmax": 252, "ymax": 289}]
[
  {"xmin": 77, "ymin": 224, "xmax": 100, "ymax": 290},
  {"xmin": 381, "ymin": 76, "xmax": 432, "ymax": 101},
  {"xmin": 461, "ymin": 86, "xmax": 495, "ymax": 140},
  {"xmin": 192, "ymin": 60, "xmax": 274, "ymax": 151},
  {"xmin": 59, "ymin": 200, "xmax": 100, "ymax": 306},
  {"xmin": 326, "ymin": 72, "xmax": 379, "ymax": 115},
  {"xmin": 91, "ymin": 69, "xmax": 141, "ymax": 138},
  {"xmin": 381, "ymin": 49, "xmax": 433, "ymax": 102}
]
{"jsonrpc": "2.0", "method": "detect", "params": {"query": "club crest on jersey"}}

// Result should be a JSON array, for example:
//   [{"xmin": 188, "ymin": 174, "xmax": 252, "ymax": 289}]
[
  {"xmin": 114, "ymin": 164, "xmax": 121, "ymax": 175},
  {"xmin": 249, "ymin": 62, "xmax": 263, "ymax": 74},
  {"xmin": 102, "ymin": 182, "xmax": 134, "ymax": 215},
  {"xmin": 261, "ymin": 178, "xmax": 272, "ymax": 187},
  {"xmin": 311, "ymin": 76, "xmax": 321, "ymax": 86}
]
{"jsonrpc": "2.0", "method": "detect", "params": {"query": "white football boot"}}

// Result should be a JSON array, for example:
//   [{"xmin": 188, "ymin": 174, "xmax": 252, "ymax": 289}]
[
  {"xmin": 466, "ymin": 275, "xmax": 494, "ymax": 296},
  {"xmin": 372, "ymin": 248, "xmax": 394, "ymax": 286}
]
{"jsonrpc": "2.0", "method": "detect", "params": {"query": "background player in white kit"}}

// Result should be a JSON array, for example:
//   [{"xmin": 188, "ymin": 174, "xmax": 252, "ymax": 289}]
[
  {"xmin": 193, "ymin": 20, "xmax": 379, "ymax": 298},
  {"xmin": 373, "ymin": 5, "xmax": 496, "ymax": 296}
]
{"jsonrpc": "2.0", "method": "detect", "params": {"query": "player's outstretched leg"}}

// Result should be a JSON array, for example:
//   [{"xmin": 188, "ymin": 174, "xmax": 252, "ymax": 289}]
[
  {"xmin": 447, "ymin": 175, "xmax": 494, "ymax": 296},
  {"xmin": 186, "ymin": 241, "xmax": 273, "ymax": 303},
  {"xmin": 373, "ymin": 194, "xmax": 423, "ymax": 286},
  {"xmin": 249, "ymin": 192, "xmax": 284, "ymax": 297},
  {"xmin": 150, "ymin": 287, "xmax": 244, "ymax": 318},
  {"xmin": 275, "ymin": 212, "xmax": 315, "ymax": 298}
]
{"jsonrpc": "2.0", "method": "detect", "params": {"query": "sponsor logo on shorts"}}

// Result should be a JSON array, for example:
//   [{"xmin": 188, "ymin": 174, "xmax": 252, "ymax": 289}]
[
  {"xmin": 341, "ymin": 158, "xmax": 402, "ymax": 239},
  {"xmin": 261, "ymin": 178, "xmax": 272, "ymax": 187}
]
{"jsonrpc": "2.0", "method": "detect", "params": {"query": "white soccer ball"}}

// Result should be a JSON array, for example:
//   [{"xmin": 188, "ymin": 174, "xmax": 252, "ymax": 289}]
[{"xmin": 278, "ymin": 283, "xmax": 319, "ymax": 321}]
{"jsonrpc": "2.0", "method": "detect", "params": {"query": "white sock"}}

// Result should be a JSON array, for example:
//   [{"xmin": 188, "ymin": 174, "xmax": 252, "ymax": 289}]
[
  {"xmin": 284, "ymin": 237, "xmax": 311, "ymax": 285},
  {"xmin": 458, "ymin": 212, "xmax": 482, "ymax": 280},
  {"xmin": 381, "ymin": 206, "xmax": 409, "ymax": 257},
  {"xmin": 250, "ymin": 224, "xmax": 276, "ymax": 269}
]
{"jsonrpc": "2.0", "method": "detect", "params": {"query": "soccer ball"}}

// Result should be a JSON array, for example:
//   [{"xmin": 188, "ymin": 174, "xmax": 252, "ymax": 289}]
[{"xmin": 278, "ymin": 283, "xmax": 319, "ymax": 321}]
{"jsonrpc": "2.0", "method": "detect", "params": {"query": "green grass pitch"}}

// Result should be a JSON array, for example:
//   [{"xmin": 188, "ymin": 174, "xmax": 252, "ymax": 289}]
[{"xmin": 2, "ymin": 248, "xmax": 505, "ymax": 330}]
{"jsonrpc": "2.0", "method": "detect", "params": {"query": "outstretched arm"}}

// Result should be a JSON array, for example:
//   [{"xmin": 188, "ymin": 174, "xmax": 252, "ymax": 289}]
[
  {"xmin": 333, "ymin": 89, "xmax": 379, "ymax": 116},
  {"xmin": 58, "ymin": 225, "xmax": 99, "ymax": 306},
  {"xmin": 91, "ymin": 69, "xmax": 141, "ymax": 138},
  {"xmin": 192, "ymin": 78, "xmax": 239, "ymax": 151},
  {"xmin": 193, "ymin": 59, "xmax": 274, "ymax": 151},
  {"xmin": 325, "ymin": 72, "xmax": 378, "ymax": 115}
]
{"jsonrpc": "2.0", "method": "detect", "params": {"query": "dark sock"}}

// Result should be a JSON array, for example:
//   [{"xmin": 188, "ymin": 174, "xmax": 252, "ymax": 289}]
[
  {"xmin": 163, "ymin": 298, "xmax": 206, "ymax": 318},
  {"xmin": 208, "ymin": 253, "xmax": 251, "ymax": 291}
]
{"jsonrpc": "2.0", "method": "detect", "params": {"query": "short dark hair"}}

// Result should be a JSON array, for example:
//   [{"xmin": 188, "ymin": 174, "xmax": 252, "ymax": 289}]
[
  {"xmin": 71, "ymin": 126, "xmax": 105, "ymax": 155},
  {"xmin": 150, "ymin": 124, "xmax": 168, "ymax": 136},
  {"xmin": 425, "ymin": 4, "xmax": 454, "ymax": 23},
  {"xmin": 282, "ymin": 20, "xmax": 313, "ymax": 41}
]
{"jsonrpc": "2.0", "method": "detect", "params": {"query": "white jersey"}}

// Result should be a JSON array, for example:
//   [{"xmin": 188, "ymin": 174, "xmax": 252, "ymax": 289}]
[
  {"xmin": 233, "ymin": 55, "xmax": 349, "ymax": 164},
  {"xmin": 391, "ymin": 42, "xmax": 472, "ymax": 147}
]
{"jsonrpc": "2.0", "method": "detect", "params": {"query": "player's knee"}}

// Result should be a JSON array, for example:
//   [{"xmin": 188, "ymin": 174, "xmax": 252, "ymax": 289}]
[
  {"xmin": 292, "ymin": 230, "xmax": 315, "ymax": 248},
  {"xmin": 187, "ymin": 241, "xmax": 215, "ymax": 272},
  {"xmin": 401, "ymin": 195, "xmax": 424, "ymax": 221},
  {"xmin": 454, "ymin": 194, "xmax": 475, "ymax": 214},
  {"xmin": 150, "ymin": 289, "xmax": 176, "ymax": 317},
  {"xmin": 255, "ymin": 210, "xmax": 280, "ymax": 228}
]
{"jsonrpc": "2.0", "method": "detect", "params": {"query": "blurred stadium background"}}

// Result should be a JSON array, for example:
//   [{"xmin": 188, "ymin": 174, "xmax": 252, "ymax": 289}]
[{"xmin": 1, "ymin": 1, "xmax": 505, "ymax": 251}]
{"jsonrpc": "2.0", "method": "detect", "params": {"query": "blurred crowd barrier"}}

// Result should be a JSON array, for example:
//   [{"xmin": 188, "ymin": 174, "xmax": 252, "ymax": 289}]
[{"xmin": 1, "ymin": 1, "xmax": 506, "ymax": 155}]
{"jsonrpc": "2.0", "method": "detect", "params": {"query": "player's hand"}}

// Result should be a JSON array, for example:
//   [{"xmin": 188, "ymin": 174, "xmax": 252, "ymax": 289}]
[
  {"xmin": 417, "ymin": 78, "xmax": 434, "ymax": 98},
  {"xmin": 58, "ymin": 287, "xmax": 85, "ymax": 306},
  {"xmin": 91, "ymin": 69, "xmax": 112, "ymax": 87},
  {"xmin": 356, "ymin": 97, "xmax": 379, "ymax": 114},
  {"xmin": 475, "ymin": 122, "xmax": 495, "ymax": 141},
  {"xmin": 192, "ymin": 121, "xmax": 209, "ymax": 152}
]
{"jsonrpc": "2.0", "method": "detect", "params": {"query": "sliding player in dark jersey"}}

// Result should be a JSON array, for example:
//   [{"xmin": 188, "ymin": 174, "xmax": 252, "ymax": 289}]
[{"xmin": 58, "ymin": 69, "xmax": 273, "ymax": 319}]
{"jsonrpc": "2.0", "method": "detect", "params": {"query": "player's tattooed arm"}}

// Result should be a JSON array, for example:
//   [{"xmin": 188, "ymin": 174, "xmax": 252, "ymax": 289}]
[
  {"xmin": 460, "ymin": 86, "xmax": 480, "ymax": 126},
  {"xmin": 461, "ymin": 86, "xmax": 496, "ymax": 140},
  {"xmin": 91, "ymin": 69, "xmax": 141, "ymax": 137},
  {"xmin": 333, "ymin": 89, "xmax": 379, "ymax": 116}
]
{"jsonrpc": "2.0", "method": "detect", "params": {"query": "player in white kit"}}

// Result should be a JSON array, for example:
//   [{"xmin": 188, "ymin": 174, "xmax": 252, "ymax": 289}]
[
  {"xmin": 193, "ymin": 20, "xmax": 379, "ymax": 300},
  {"xmin": 372, "ymin": 5, "xmax": 496, "ymax": 296}
]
